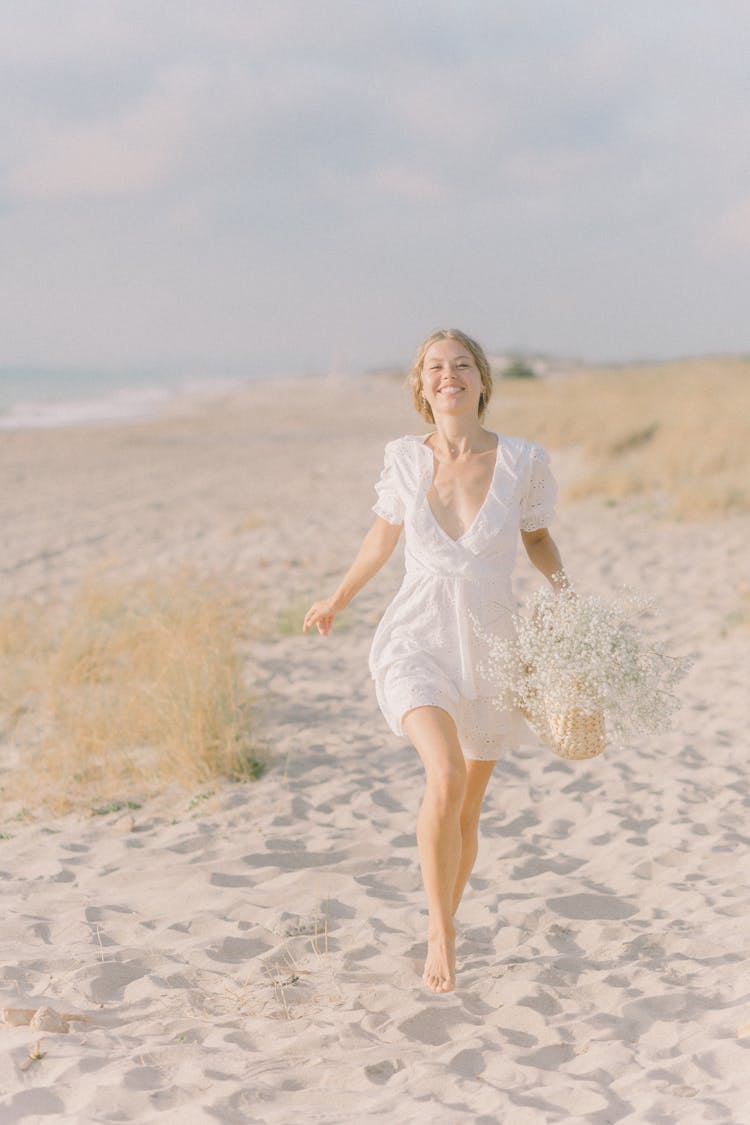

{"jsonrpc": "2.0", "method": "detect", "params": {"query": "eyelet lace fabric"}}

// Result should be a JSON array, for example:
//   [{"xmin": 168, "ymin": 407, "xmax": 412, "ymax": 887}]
[{"xmin": 369, "ymin": 432, "xmax": 557, "ymax": 760}]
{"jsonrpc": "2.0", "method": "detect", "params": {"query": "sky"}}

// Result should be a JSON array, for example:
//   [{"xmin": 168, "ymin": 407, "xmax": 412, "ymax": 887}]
[{"xmin": 1, "ymin": 0, "xmax": 750, "ymax": 377}]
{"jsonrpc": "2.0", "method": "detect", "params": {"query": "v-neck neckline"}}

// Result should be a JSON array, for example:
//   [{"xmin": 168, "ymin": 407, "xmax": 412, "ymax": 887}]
[{"xmin": 420, "ymin": 432, "xmax": 500, "ymax": 544}]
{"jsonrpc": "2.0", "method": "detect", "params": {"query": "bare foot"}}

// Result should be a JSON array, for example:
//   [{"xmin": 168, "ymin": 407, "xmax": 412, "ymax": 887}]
[{"xmin": 423, "ymin": 927, "xmax": 456, "ymax": 993}]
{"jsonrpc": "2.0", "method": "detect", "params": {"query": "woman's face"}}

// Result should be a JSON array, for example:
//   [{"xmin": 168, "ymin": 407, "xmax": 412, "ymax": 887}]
[{"xmin": 420, "ymin": 338, "xmax": 483, "ymax": 419}]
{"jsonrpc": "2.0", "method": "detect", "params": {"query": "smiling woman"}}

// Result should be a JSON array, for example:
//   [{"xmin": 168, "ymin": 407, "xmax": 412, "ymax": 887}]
[
  {"xmin": 410, "ymin": 329, "xmax": 494, "ymax": 425},
  {"xmin": 303, "ymin": 327, "xmax": 567, "ymax": 995}
]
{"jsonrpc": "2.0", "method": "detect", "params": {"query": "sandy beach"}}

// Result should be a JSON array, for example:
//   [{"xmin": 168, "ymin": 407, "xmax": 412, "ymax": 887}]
[{"xmin": 2, "ymin": 373, "xmax": 750, "ymax": 1123}]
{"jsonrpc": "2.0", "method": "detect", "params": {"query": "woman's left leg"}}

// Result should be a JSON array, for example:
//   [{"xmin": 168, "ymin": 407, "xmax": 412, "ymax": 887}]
[{"xmin": 451, "ymin": 758, "xmax": 496, "ymax": 915}]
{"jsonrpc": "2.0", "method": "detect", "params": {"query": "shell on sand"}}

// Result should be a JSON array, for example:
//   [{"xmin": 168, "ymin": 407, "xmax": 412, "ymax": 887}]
[
  {"xmin": 30, "ymin": 1007, "xmax": 69, "ymax": 1032},
  {"xmin": 3, "ymin": 1006, "xmax": 90, "ymax": 1032}
]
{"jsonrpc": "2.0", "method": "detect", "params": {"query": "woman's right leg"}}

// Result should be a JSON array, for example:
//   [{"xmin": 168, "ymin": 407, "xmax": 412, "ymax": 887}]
[{"xmin": 402, "ymin": 705, "xmax": 467, "ymax": 993}]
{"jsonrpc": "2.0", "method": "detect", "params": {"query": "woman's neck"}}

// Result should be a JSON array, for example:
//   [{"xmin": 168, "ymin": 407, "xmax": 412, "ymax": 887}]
[{"xmin": 431, "ymin": 418, "xmax": 490, "ymax": 457}]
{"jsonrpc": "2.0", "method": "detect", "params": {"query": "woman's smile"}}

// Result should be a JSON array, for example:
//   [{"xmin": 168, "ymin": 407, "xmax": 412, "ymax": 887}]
[{"xmin": 421, "ymin": 339, "xmax": 482, "ymax": 415}]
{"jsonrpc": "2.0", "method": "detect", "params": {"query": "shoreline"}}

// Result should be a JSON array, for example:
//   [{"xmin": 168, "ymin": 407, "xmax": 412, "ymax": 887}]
[
  {"xmin": 0, "ymin": 368, "xmax": 373, "ymax": 433},
  {"xmin": 4, "ymin": 348, "xmax": 748, "ymax": 432}
]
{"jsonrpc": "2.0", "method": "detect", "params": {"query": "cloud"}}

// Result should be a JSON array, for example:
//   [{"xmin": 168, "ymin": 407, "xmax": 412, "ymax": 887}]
[{"xmin": 4, "ymin": 57, "xmax": 216, "ymax": 201}]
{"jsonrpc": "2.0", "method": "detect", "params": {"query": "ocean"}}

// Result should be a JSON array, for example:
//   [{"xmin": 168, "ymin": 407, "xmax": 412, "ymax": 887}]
[{"xmin": 0, "ymin": 369, "xmax": 254, "ymax": 431}]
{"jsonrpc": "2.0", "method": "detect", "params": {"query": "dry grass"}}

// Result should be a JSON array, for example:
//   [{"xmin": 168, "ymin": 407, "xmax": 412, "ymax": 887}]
[
  {"xmin": 487, "ymin": 356, "xmax": 750, "ymax": 518},
  {"xmin": 0, "ymin": 572, "xmax": 263, "ymax": 815}
]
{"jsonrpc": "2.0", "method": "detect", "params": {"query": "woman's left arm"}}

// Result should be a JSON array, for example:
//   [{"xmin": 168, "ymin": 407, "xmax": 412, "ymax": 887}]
[{"xmin": 521, "ymin": 528, "xmax": 570, "ymax": 593}]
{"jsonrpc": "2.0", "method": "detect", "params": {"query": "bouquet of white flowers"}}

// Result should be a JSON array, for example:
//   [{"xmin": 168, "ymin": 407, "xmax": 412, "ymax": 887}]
[{"xmin": 475, "ymin": 583, "xmax": 691, "ymax": 760}]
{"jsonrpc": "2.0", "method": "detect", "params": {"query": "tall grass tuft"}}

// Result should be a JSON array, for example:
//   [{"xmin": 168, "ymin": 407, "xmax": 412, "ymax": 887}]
[
  {"xmin": 487, "ymin": 357, "xmax": 750, "ymax": 518},
  {"xmin": 0, "ymin": 572, "xmax": 262, "ymax": 814}
]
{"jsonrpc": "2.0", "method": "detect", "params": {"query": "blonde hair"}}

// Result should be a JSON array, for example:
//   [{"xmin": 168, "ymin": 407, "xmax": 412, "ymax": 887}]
[{"xmin": 410, "ymin": 328, "xmax": 493, "ymax": 423}]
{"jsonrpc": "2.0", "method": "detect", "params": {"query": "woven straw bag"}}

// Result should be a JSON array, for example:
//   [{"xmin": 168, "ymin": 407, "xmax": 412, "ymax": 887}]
[{"xmin": 545, "ymin": 705, "xmax": 606, "ymax": 760}]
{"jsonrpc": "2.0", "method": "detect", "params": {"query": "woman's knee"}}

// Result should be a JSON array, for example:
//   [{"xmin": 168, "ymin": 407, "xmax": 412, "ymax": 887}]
[
  {"xmin": 424, "ymin": 760, "xmax": 467, "ymax": 809},
  {"xmin": 403, "ymin": 705, "xmax": 467, "ymax": 807}
]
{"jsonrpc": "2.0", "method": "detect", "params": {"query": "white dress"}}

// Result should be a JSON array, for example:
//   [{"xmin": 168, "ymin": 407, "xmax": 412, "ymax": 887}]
[{"xmin": 368, "ymin": 432, "xmax": 557, "ymax": 761}]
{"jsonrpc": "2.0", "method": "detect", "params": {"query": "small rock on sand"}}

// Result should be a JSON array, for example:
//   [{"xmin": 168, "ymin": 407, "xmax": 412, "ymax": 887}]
[{"xmin": 114, "ymin": 813, "xmax": 136, "ymax": 833}]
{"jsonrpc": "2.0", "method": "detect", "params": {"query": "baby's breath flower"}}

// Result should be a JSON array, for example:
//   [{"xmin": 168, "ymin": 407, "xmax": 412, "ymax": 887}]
[{"xmin": 473, "ymin": 580, "xmax": 691, "ymax": 748}]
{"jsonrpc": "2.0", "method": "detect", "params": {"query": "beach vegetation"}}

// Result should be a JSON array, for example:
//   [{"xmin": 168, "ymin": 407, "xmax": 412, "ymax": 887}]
[
  {"xmin": 187, "ymin": 789, "xmax": 215, "ymax": 810},
  {"xmin": 487, "ymin": 356, "xmax": 750, "ymax": 518},
  {"xmin": 501, "ymin": 358, "xmax": 538, "ymax": 380},
  {"xmin": 90, "ymin": 800, "xmax": 142, "ymax": 816},
  {"xmin": 0, "ymin": 571, "xmax": 263, "ymax": 814}
]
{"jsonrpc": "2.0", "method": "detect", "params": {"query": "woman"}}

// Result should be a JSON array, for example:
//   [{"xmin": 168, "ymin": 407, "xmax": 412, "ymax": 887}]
[{"xmin": 303, "ymin": 328, "xmax": 568, "ymax": 994}]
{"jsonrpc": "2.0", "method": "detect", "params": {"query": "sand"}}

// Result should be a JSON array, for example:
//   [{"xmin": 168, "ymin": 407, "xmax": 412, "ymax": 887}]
[{"xmin": 1, "ymin": 374, "xmax": 749, "ymax": 1123}]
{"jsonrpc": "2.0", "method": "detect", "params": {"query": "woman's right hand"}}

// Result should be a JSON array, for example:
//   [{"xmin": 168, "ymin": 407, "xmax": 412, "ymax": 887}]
[{"xmin": 303, "ymin": 596, "xmax": 341, "ymax": 637}]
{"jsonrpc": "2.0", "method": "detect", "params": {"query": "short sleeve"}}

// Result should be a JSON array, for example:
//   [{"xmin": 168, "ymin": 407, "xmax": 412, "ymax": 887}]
[
  {"xmin": 372, "ymin": 443, "xmax": 406, "ymax": 526},
  {"xmin": 519, "ymin": 444, "xmax": 557, "ymax": 531}
]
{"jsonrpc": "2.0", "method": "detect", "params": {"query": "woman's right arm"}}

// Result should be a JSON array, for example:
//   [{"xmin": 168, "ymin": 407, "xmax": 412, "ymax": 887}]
[{"xmin": 303, "ymin": 516, "xmax": 403, "ymax": 636}]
